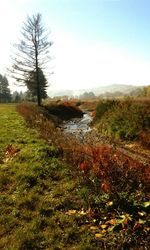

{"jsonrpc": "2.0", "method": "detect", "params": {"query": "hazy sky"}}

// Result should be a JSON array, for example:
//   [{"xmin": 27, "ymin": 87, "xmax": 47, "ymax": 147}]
[{"xmin": 1, "ymin": 0, "xmax": 150, "ymax": 92}]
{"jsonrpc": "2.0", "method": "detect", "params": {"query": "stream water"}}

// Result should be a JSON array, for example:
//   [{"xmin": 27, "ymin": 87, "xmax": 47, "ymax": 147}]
[
  {"xmin": 62, "ymin": 112, "xmax": 110, "ymax": 146},
  {"xmin": 63, "ymin": 113, "xmax": 93, "ymax": 134}
]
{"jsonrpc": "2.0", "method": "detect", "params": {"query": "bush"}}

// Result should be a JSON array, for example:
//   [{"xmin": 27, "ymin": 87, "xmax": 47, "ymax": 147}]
[
  {"xmin": 94, "ymin": 99, "xmax": 118, "ymax": 122},
  {"xmin": 95, "ymin": 99, "xmax": 150, "ymax": 142}
]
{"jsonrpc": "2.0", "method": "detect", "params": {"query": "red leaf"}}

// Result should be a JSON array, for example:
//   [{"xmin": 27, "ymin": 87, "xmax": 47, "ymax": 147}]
[
  {"xmin": 101, "ymin": 181, "xmax": 110, "ymax": 193},
  {"xmin": 80, "ymin": 162, "xmax": 90, "ymax": 172}
]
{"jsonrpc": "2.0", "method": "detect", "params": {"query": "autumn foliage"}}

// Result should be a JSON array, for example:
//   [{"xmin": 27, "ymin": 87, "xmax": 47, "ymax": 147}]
[
  {"xmin": 64, "ymin": 144, "xmax": 150, "ymax": 194},
  {"xmin": 17, "ymin": 102, "xmax": 150, "ymax": 195}
]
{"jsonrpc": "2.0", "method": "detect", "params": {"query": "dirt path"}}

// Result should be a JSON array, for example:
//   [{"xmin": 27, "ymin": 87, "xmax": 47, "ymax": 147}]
[
  {"xmin": 115, "ymin": 143, "xmax": 150, "ymax": 164},
  {"xmin": 82, "ymin": 128, "xmax": 150, "ymax": 165}
]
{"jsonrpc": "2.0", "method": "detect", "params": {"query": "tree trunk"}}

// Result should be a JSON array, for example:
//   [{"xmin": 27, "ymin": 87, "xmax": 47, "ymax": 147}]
[
  {"xmin": 35, "ymin": 47, "xmax": 41, "ymax": 106},
  {"xmin": 36, "ymin": 67, "xmax": 41, "ymax": 106}
]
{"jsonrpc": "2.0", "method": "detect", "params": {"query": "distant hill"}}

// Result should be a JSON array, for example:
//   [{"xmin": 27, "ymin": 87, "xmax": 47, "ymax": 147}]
[
  {"xmin": 48, "ymin": 84, "xmax": 144, "ymax": 97},
  {"xmin": 92, "ymin": 84, "xmax": 142, "ymax": 95}
]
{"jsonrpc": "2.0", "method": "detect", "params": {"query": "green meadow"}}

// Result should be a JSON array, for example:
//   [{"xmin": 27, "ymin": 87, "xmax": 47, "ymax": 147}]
[{"xmin": 0, "ymin": 104, "xmax": 84, "ymax": 249}]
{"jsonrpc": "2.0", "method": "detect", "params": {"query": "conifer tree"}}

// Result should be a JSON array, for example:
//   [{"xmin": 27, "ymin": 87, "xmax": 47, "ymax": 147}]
[
  {"xmin": 0, "ymin": 74, "xmax": 11, "ymax": 103},
  {"xmin": 10, "ymin": 13, "xmax": 52, "ymax": 106}
]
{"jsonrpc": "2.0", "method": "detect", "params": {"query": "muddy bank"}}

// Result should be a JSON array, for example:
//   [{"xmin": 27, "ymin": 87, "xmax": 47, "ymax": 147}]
[{"xmin": 45, "ymin": 103, "xmax": 83, "ymax": 121}]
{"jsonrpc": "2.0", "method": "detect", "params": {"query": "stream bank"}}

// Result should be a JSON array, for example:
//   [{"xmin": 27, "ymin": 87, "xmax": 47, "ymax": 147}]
[{"xmin": 61, "ymin": 111, "xmax": 150, "ymax": 164}]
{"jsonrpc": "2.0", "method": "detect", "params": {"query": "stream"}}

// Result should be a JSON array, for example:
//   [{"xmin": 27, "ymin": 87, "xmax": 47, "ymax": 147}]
[
  {"xmin": 63, "ymin": 112, "xmax": 93, "ymax": 135},
  {"xmin": 61, "ymin": 112, "xmax": 106, "ymax": 145}
]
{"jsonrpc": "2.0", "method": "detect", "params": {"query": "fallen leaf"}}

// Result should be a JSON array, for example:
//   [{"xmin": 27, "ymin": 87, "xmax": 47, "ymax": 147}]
[
  {"xmin": 107, "ymin": 201, "xmax": 113, "ymax": 206},
  {"xmin": 123, "ymin": 218, "xmax": 129, "ymax": 226},
  {"xmin": 66, "ymin": 210, "xmax": 77, "ymax": 215},
  {"xmin": 101, "ymin": 181, "xmax": 110, "ymax": 193},
  {"xmin": 95, "ymin": 233, "xmax": 103, "ymax": 238},
  {"xmin": 101, "ymin": 224, "xmax": 107, "ymax": 229},
  {"xmin": 133, "ymin": 223, "xmax": 141, "ymax": 230},
  {"xmin": 142, "ymin": 201, "xmax": 150, "ymax": 208},
  {"xmin": 80, "ymin": 162, "xmax": 90, "ymax": 172},
  {"xmin": 138, "ymin": 211, "xmax": 146, "ymax": 217},
  {"xmin": 106, "ymin": 219, "xmax": 117, "ymax": 225},
  {"xmin": 144, "ymin": 227, "xmax": 150, "ymax": 232},
  {"xmin": 139, "ymin": 219, "xmax": 146, "ymax": 224},
  {"xmin": 78, "ymin": 209, "xmax": 87, "ymax": 215}
]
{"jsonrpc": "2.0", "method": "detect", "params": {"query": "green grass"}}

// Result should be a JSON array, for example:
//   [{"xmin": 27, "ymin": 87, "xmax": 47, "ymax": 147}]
[
  {"xmin": 0, "ymin": 104, "xmax": 81, "ymax": 249},
  {"xmin": 0, "ymin": 104, "xmax": 105, "ymax": 250}
]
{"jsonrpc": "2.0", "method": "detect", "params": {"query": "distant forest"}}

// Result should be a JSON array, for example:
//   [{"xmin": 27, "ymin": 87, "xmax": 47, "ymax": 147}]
[{"xmin": 0, "ymin": 72, "xmax": 150, "ymax": 103}]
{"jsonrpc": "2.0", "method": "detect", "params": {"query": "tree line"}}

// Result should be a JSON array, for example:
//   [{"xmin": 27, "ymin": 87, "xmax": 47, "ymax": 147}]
[{"xmin": 0, "ymin": 72, "xmax": 47, "ymax": 103}]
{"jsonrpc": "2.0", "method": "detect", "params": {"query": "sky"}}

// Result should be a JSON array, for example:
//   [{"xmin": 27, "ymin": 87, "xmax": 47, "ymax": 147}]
[{"xmin": 0, "ymin": 0, "xmax": 150, "ymax": 93}]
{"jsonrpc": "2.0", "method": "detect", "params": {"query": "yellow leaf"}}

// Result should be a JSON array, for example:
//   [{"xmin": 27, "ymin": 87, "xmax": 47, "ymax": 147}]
[
  {"xmin": 101, "ymin": 224, "xmax": 107, "ymax": 229},
  {"xmin": 95, "ymin": 233, "xmax": 103, "ymax": 238},
  {"xmin": 138, "ymin": 211, "xmax": 146, "ymax": 217},
  {"xmin": 106, "ymin": 219, "xmax": 117, "ymax": 225},
  {"xmin": 66, "ymin": 210, "xmax": 77, "ymax": 215},
  {"xmin": 107, "ymin": 201, "xmax": 113, "ymax": 206},
  {"xmin": 101, "ymin": 229, "xmax": 107, "ymax": 234},
  {"xmin": 78, "ymin": 210, "xmax": 87, "ymax": 215}
]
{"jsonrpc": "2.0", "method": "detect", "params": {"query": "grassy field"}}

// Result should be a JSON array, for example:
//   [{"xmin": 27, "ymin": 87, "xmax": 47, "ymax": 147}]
[
  {"xmin": 0, "ymin": 104, "xmax": 85, "ymax": 249},
  {"xmin": 0, "ymin": 104, "xmax": 150, "ymax": 250}
]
